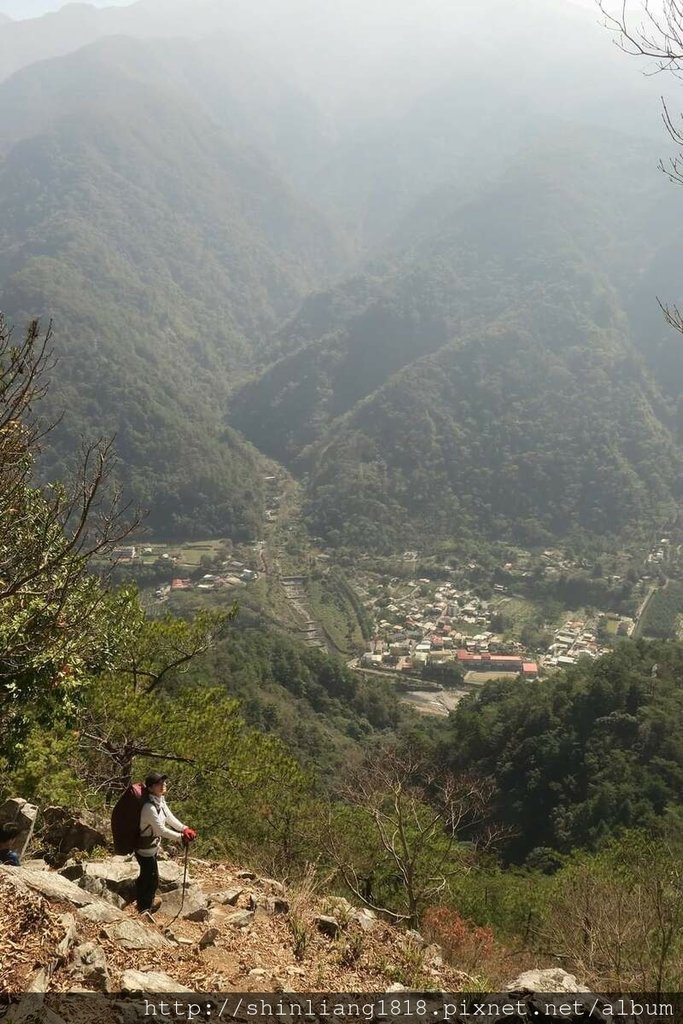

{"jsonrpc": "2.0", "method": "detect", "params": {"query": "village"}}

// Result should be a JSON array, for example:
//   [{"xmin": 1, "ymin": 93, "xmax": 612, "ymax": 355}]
[
  {"xmin": 353, "ymin": 571, "xmax": 633, "ymax": 686},
  {"xmin": 111, "ymin": 517, "xmax": 682, "ymax": 699}
]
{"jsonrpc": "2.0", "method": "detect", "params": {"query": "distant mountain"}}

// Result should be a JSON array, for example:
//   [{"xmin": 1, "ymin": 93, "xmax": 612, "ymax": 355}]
[
  {"xmin": 0, "ymin": 40, "xmax": 345, "ymax": 537},
  {"xmin": 231, "ymin": 129, "xmax": 683, "ymax": 552},
  {"xmin": 0, "ymin": 0, "xmax": 133, "ymax": 18}
]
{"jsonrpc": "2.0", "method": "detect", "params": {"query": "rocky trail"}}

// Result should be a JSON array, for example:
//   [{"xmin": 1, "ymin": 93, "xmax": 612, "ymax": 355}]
[{"xmin": 1, "ymin": 855, "xmax": 472, "ymax": 999}]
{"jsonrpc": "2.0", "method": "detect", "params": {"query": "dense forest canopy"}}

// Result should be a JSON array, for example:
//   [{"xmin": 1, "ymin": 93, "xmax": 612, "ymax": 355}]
[{"xmin": 0, "ymin": 0, "xmax": 680, "ymax": 544}]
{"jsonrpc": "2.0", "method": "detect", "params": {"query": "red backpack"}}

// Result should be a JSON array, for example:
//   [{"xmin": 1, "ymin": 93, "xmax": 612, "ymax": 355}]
[{"xmin": 110, "ymin": 783, "xmax": 147, "ymax": 855}]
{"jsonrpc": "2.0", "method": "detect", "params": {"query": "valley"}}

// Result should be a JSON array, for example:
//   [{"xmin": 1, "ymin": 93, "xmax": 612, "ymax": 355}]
[{"xmin": 5, "ymin": 0, "xmax": 683, "ymax": 997}]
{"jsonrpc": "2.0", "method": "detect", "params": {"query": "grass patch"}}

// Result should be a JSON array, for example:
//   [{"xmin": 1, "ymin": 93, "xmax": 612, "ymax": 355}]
[{"xmin": 638, "ymin": 581, "xmax": 683, "ymax": 640}]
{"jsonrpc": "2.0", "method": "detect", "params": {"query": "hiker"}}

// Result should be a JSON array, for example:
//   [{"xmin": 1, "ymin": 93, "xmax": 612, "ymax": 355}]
[
  {"xmin": 134, "ymin": 772, "xmax": 197, "ymax": 914},
  {"xmin": 0, "ymin": 823, "xmax": 20, "ymax": 866}
]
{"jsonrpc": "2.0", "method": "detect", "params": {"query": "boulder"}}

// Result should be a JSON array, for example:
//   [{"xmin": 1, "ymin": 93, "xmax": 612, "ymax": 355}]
[
  {"xmin": 254, "ymin": 877, "xmax": 286, "ymax": 896},
  {"xmin": 0, "ymin": 797, "xmax": 38, "ymax": 857},
  {"xmin": 68, "ymin": 942, "xmax": 111, "ymax": 992},
  {"xmin": 41, "ymin": 807, "xmax": 106, "ymax": 860},
  {"xmin": 225, "ymin": 909, "xmax": 254, "ymax": 929},
  {"xmin": 21, "ymin": 858, "xmax": 50, "ymax": 872},
  {"xmin": 508, "ymin": 969, "xmax": 590, "ymax": 993},
  {"xmin": 56, "ymin": 913, "xmax": 78, "ymax": 959},
  {"xmin": 78, "ymin": 858, "xmax": 137, "ymax": 899},
  {"xmin": 267, "ymin": 896, "xmax": 290, "ymax": 915},
  {"xmin": 160, "ymin": 885, "xmax": 209, "ymax": 922},
  {"xmin": 208, "ymin": 888, "xmax": 243, "ymax": 906},
  {"xmin": 315, "ymin": 914, "xmax": 341, "ymax": 938},
  {"xmin": 157, "ymin": 859, "xmax": 186, "ymax": 891},
  {"xmin": 77, "ymin": 873, "xmax": 122, "ymax": 907},
  {"xmin": 17, "ymin": 867, "xmax": 99, "ymax": 907},
  {"xmin": 104, "ymin": 918, "xmax": 172, "ymax": 950},
  {"xmin": 352, "ymin": 908, "xmax": 378, "ymax": 933},
  {"xmin": 199, "ymin": 927, "xmax": 220, "ymax": 950},
  {"xmin": 76, "ymin": 902, "xmax": 125, "ymax": 924},
  {"xmin": 121, "ymin": 970, "xmax": 193, "ymax": 994}
]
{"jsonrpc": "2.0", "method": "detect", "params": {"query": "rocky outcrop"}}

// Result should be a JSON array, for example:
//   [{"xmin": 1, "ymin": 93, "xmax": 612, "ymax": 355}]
[
  {"xmin": 121, "ymin": 969, "xmax": 193, "ymax": 994},
  {"xmin": 103, "ymin": 918, "xmax": 172, "ymax": 950},
  {"xmin": 508, "ymin": 968, "xmax": 590, "ymax": 993},
  {"xmin": 5, "ymin": 856, "xmax": 587, "ymax": 998},
  {"xmin": 0, "ymin": 796, "xmax": 38, "ymax": 857},
  {"xmin": 41, "ymin": 807, "xmax": 106, "ymax": 863},
  {"xmin": 68, "ymin": 942, "xmax": 111, "ymax": 992}
]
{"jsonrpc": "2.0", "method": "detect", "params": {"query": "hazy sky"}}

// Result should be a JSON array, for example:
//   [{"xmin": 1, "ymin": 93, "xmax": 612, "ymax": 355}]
[{"xmin": 0, "ymin": 0, "xmax": 135, "ymax": 17}]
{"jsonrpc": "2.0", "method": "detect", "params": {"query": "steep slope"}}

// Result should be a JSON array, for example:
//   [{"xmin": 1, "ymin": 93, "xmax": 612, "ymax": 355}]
[
  {"xmin": 305, "ymin": 309, "xmax": 678, "ymax": 551},
  {"xmin": 231, "ymin": 130, "xmax": 682, "ymax": 551},
  {"xmin": 0, "ymin": 42, "xmax": 343, "ymax": 536}
]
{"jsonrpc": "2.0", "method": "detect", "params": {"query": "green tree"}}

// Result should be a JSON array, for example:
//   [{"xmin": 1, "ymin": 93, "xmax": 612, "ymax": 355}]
[
  {"xmin": 323, "ymin": 748, "xmax": 498, "ymax": 926},
  {"xmin": 0, "ymin": 317, "xmax": 138, "ymax": 762}
]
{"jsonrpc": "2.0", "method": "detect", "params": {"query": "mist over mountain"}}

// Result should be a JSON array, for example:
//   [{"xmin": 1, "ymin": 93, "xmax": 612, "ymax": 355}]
[
  {"xmin": 0, "ymin": 36, "xmax": 346, "ymax": 536},
  {"xmin": 0, "ymin": 0, "xmax": 680, "ymax": 545}
]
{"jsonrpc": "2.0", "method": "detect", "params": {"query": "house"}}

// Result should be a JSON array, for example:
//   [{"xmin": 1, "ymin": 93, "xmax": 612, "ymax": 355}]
[
  {"xmin": 112, "ymin": 546, "xmax": 136, "ymax": 561},
  {"xmin": 170, "ymin": 578, "xmax": 192, "ymax": 591},
  {"xmin": 522, "ymin": 662, "xmax": 539, "ymax": 678}
]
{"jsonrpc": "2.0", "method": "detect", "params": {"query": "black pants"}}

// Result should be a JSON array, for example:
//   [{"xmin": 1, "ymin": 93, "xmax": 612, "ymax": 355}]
[{"xmin": 134, "ymin": 852, "xmax": 159, "ymax": 911}]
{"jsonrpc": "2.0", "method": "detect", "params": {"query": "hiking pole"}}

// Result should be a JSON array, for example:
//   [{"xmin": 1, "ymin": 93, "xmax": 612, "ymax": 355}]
[{"xmin": 167, "ymin": 840, "xmax": 190, "ymax": 928}]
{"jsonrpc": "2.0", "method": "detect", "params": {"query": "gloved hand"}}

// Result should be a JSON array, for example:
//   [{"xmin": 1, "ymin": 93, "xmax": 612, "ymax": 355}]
[{"xmin": 181, "ymin": 827, "xmax": 197, "ymax": 845}]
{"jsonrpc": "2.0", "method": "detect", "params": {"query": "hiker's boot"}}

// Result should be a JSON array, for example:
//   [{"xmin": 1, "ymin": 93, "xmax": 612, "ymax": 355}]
[{"xmin": 139, "ymin": 899, "xmax": 161, "ymax": 919}]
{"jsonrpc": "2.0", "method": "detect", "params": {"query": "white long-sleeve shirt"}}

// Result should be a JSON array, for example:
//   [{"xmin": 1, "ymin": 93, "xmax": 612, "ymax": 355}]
[{"xmin": 136, "ymin": 796, "xmax": 187, "ymax": 857}]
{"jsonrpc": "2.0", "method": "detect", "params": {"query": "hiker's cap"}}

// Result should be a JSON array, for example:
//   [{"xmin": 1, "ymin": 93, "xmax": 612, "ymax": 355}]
[{"xmin": 145, "ymin": 772, "xmax": 168, "ymax": 788}]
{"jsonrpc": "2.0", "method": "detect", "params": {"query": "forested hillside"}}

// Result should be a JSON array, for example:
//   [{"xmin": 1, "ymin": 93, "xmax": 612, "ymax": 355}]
[
  {"xmin": 0, "ymin": 0, "xmax": 682, "ymax": 552},
  {"xmin": 0, "ymin": 40, "xmax": 345, "ymax": 536},
  {"xmin": 232, "ymin": 130, "xmax": 682, "ymax": 551},
  {"xmin": 441, "ymin": 640, "xmax": 683, "ymax": 864}
]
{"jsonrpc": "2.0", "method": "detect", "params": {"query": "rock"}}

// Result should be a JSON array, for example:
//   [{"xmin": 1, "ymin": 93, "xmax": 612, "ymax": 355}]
[
  {"xmin": 59, "ymin": 861, "xmax": 85, "ymax": 882},
  {"xmin": 21, "ymin": 858, "xmax": 50, "ymax": 871},
  {"xmin": 160, "ymin": 885, "xmax": 209, "ymax": 922},
  {"xmin": 284, "ymin": 966, "xmax": 306, "ymax": 976},
  {"xmin": 79, "ymin": 858, "xmax": 138, "ymax": 900},
  {"xmin": 225, "ymin": 909, "xmax": 254, "ymax": 929},
  {"xmin": 42, "ymin": 807, "xmax": 106, "ymax": 860},
  {"xmin": 26, "ymin": 969, "xmax": 50, "ymax": 993},
  {"xmin": 236, "ymin": 870, "xmax": 257, "ymax": 880},
  {"xmin": 104, "ymin": 918, "xmax": 172, "ymax": 950},
  {"xmin": 386, "ymin": 983, "xmax": 408, "ymax": 992},
  {"xmin": 352, "ymin": 908, "xmax": 378, "ymax": 933},
  {"xmin": 508, "ymin": 969, "xmax": 590, "ymax": 993},
  {"xmin": 268, "ymin": 896, "xmax": 290, "ymax": 915},
  {"xmin": 403, "ymin": 928, "xmax": 425, "ymax": 948},
  {"xmin": 78, "ymin": 873, "xmax": 124, "ymax": 907},
  {"xmin": 69, "ymin": 942, "xmax": 111, "ymax": 992},
  {"xmin": 56, "ymin": 913, "xmax": 78, "ymax": 959},
  {"xmin": 248, "ymin": 967, "xmax": 268, "ymax": 978},
  {"xmin": 209, "ymin": 888, "xmax": 243, "ymax": 906},
  {"xmin": 315, "ymin": 914, "xmax": 341, "ymax": 938},
  {"xmin": 17, "ymin": 867, "xmax": 99, "ymax": 907},
  {"xmin": 199, "ymin": 927, "xmax": 220, "ymax": 950},
  {"xmin": 121, "ymin": 970, "xmax": 193, "ymax": 994},
  {"xmin": 0, "ymin": 797, "xmax": 38, "ymax": 858},
  {"xmin": 76, "ymin": 903, "xmax": 125, "ymax": 924},
  {"xmin": 255, "ymin": 877, "xmax": 286, "ymax": 895},
  {"xmin": 157, "ymin": 860, "xmax": 186, "ymax": 891}
]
